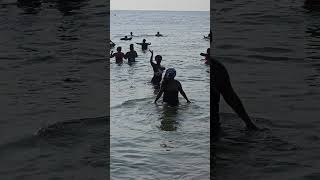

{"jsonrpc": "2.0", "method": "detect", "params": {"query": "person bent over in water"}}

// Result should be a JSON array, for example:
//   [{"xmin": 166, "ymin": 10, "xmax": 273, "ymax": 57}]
[
  {"xmin": 150, "ymin": 50, "xmax": 165, "ymax": 86},
  {"xmin": 110, "ymin": 46, "xmax": 125, "ymax": 63},
  {"xmin": 155, "ymin": 68, "xmax": 191, "ymax": 106},
  {"xmin": 211, "ymin": 57, "xmax": 258, "ymax": 135}
]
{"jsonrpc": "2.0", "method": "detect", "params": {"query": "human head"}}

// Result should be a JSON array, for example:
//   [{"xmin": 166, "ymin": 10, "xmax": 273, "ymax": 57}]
[
  {"xmin": 130, "ymin": 32, "xmax": 133, "ymax": 35},
  {"xmin": 130, "ymin": 44, "xmax": 134, "ymax": 51},
  {"xmin": 117, "ymin": 46, "xmax": 122, "ymax": 52},
  {"xmin": 165, "ymin": 68, "xmax": 176, "ymax": 80},
  {"xmin": 157, "ymin": 32, "xmax": 159, "ymax": 34},
  {"xmin": 143, "ymin": 39, "xmax": 146, "ymax": 43},
  {"xmin": 155, "ymin": 55, "xmax": 162, "ymax": 64},
  {"xmin": 125, "ymin": 36, "xmax": 127, "ymax": 38}
]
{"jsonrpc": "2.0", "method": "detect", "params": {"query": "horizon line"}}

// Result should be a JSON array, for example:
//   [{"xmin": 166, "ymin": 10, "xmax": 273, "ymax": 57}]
[{"xmin": 110, "ymin": 9, "xmax": 210, "ymax": 12}]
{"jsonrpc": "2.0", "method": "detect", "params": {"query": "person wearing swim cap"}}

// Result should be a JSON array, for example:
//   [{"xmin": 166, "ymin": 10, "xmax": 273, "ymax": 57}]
[
  {"xmin": 211, "ymin": 57, "xmax": 258, "ymax": 136},
  {"xmin": 154, "ymin": 68, "xmax": 191, "ymax": 106},
  {"xmin": 149, "ymin": 50, "xmax": 165, "ymax": 86},
  {"xmin": 110, "ymin": 46, "xmax": 125, "ymax": 64},
  {"xmin": 124, "ymin": 44, "xmax": 138, "ymax": 64},
  {"xmin": 136, "ymin": 39, "xmax": 151, "ymax": 51}
]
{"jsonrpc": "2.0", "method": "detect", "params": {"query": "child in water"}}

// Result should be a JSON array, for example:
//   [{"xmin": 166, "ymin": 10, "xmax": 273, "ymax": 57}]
[
  {"xmin": 155, "ymin": 68, "xmax": 191, "ymax": 106},
  {"xmin": 110, "ymin": 46, "xmax": 125, "ymax": 63},
  {"xmin": 149, "ymin": 50, "xmax": 165, "ymax": 86}
]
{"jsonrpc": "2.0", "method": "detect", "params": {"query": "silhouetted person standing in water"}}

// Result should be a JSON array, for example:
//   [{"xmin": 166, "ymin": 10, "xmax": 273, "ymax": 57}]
[
  {"xmin": 124, "ymin": 44, "xmax": 138, "ymax": 64},
  {"xmin": 155, "ymin": 68, "xmax": 191, "ymax": 106},
  {"xmin": 149, "ymin": 50, "xmax": 165, "ymax": 86},
  {"xmin": 136, "ymin": 39, "xmax": 151, "ymax": 51},
  {"xmin": 200, "ymin": 48, "xmax": 210, "ymax": 65},
  {"xmin": 110, "ymin": 46, "xmax": 125, "ymax": 64},
  {"xmin": 211, "ymin": 57, "xmax": 258, "ymax": 137}
]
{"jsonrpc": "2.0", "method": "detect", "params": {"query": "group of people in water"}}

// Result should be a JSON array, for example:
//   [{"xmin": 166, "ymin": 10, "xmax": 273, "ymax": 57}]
[
  {"xmin": 110, "ymin": 31, "xmax": 193, "ymax": 107},
  {"xmin": 110, "ymin": 30, "xmax": 259, "ymax": 138}
]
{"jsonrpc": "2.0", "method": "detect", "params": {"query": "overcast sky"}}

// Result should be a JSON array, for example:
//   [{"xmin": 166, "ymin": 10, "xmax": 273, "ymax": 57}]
[{"xmin": 110, "ymin": 0, "xmax": 210, "ymax": 11}]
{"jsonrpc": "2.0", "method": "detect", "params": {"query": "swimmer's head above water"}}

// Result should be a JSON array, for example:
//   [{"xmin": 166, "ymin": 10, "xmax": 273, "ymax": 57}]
[
  {"xmin": 155, "ymin": 55, "xmax": 162, "ymax": 64},
  {"xmin": 164, "ymin": 68, "xmax": 176, "ymax": 79},
  {"xmin": 130, "ymin": 44, "xmax": 134, "ymax": 51},
  {"xmin": 143, "ymin": 39, "xmax": 146, "ymax": 43},
  {"xmin": 117, "ymin": 46, "xmax": 122, "ymax": 52}
]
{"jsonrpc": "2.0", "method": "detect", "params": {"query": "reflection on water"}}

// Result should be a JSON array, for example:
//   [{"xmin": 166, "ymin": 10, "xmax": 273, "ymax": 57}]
[{"xmin": 158, "ymin": 105, "xmax": 179, "ymax": 131}]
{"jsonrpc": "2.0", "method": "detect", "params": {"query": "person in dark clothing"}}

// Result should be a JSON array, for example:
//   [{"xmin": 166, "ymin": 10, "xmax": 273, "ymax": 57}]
[
  {"xmin": 136, "ymin": 39, "xmax": 151, "ymax": 51},
  {"xmin": 155, "ymin": 68, "xmax": 191, "ymax": 106},
  {"xmin": 124, "ymin": 44, "xmax": 138, "ymax": 63},
  {"xmin": 149, "ymin": 50, "xmax": 165, "ymax": 86},
  {"xmin": 110, "ymin": 46, "xmax": 125, "ymax": 64},
  {"xmin": 200, "ymin": 48, "xmax": 210, "ymax": 65}
]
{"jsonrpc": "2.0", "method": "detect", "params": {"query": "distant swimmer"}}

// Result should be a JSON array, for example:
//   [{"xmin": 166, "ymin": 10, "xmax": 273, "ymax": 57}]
[
  {"xmin": 155, "ymin": 32, "xmax": 163, "ymax": 37},
  {"xmin": 200, "ymin": 48, "xmax": 210, "ymax": 65},
  {"xmin": 136, "ymin": 39, "xmax": 151, "ymax": 51},
  {"xmin": 149, "ymin": 50, "xmax": 165, "ymax": 86},
  {"xmin": 211, "ymin": 57, "xmax": 258, "ymax": 137},
  {"xmin": 120, "ymin": 36, "xmax": 132, "ymax": 41},
  {"xmin": 110, "ymin": 46, "xmax": 125, "ymax": 63},
  {"xmin": 130, "ymin": 32, "xmax": 133, "ymax": 36},
  {"xmin": 124, "ymin": 44, "xmax": 138, "ymax": 63},
  {"xmin": 110, "ymin": 40, "xmax": 115, "ymax": 48},
  {"xmin": 155, "ymin": 68, "xmax": 191, "ymax": 106}
]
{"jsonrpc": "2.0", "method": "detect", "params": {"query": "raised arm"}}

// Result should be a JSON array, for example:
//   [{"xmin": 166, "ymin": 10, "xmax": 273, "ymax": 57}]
[{"xmin": 149, "ymin": 50, "xmax": 154, "ymax": 65}]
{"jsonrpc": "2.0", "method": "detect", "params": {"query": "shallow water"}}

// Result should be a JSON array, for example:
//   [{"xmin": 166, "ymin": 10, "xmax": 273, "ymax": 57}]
[
  {"xmin": 110, "ymin": 10, "xmax": 210, "ymax": 179},
  {"xmin": 0, "ymin": 0, "xmax": 108, "ymax": 179},
  {"xmin": 212, "ymin": 0, "xmax": 320, "ymax": 179}
]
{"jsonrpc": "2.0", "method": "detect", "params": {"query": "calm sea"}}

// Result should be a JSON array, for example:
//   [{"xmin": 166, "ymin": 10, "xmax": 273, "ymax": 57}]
[
  {"xmin": 110, "ymin": 10, "xmax": 210, "ymax": 179},
  {"xmin": 213, "ymin": 0, "xmax": 320, "ymax": 179},
  {"xmin": 0, "ymin": 0, "xmax": 108, "ymax": 179}
]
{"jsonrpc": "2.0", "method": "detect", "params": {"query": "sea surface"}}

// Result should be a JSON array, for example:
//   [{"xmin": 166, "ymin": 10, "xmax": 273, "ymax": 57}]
[
  {"xmin": 0, "ymin": 0, "xmax": 108, "ymax": 179},
  {"xmin": 110, "ymin": 10, "xmax": 210, "ymax": 179},
  {"xmin": 212, "ymin": 0, "xmax": 320, "ymax": 179}
]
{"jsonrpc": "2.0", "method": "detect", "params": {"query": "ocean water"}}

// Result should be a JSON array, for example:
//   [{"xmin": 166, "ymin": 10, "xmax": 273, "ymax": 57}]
[
  {"xmin": 212, "ymin": 0, "xmax": 320, "ymax": 179},
  {"xmin": 110, "ymin": 10, "xmax": 210, "ymax": 179},
  {"xmin": 0, "ymin": 0, "xmax": 108, "ymax": 179}
]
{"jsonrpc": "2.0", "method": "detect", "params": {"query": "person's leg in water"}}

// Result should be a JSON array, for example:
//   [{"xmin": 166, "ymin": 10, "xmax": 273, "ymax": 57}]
[
  {"xmin": 213, "ymin": 59, "xmax": 258, "ymax": 130},
  {"xmin": 212, "ymin": 84, "xmax": 221, "ymax": 139}
]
